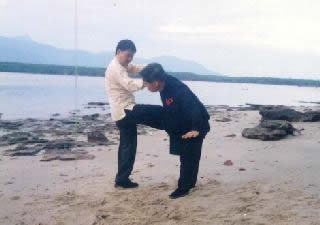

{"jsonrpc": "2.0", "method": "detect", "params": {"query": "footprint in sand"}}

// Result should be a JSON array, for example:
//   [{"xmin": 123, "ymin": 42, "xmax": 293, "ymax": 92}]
[
  {"xmin": 151, "ymin": 198, "xmax": 167, "ymax": 205},
  {"xmin": 206, "ymin": 179, "xmax": 220, "ymax": 186},
  {"xmin": 4, "ymin": 181, "xmax": 14, "ymax": 185},
  {"xmin": 10, "ymin": 196, "xmax": 20, "ymax": 201},
  {"xmin": 157, "ymin": 183, "xmax": 170, "ymax": 190},
  {"xmin": 96, "ymin": 212, "xmax": 110, "ymax": 220}
]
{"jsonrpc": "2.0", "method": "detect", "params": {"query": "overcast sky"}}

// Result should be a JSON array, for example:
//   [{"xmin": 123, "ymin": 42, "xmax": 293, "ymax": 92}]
[{"xmin": 1, "ymin": 0, "xmax": 319, "ymax": 78}]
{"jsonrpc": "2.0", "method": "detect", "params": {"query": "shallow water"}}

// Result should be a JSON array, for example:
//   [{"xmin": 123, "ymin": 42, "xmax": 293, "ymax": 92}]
[{"xmin": 0, "ymin": 72, "xmax": 319, "ymax": 119}]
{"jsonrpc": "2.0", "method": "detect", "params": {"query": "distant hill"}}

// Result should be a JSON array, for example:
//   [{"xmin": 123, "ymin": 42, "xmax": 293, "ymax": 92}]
[
  {"xmin": 0, "ymin": 36, "xmax": 219, "ymax": 75},
  {"xmin": 136, "ymin": 55, "xmax": 215, "ymax": 75}
]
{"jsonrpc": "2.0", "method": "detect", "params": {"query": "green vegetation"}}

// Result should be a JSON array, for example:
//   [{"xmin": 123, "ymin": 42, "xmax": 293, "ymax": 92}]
[
  {"xmin": 0, "ymin": 62, "xmax": 104, "ymax": 76},
  {"xmin": 1, "ymin": 62, "xmax": 319, "ymax": 87}
]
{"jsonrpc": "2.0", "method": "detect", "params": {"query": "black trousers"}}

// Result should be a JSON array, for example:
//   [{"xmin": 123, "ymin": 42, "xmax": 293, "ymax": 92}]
[
  {"xmin": 178, "ymin": 137, "xmax": 203, "ymax": 191},
  {"xmin": 115, "ymin": 104, "xmax": 164, "ymax": 183}
]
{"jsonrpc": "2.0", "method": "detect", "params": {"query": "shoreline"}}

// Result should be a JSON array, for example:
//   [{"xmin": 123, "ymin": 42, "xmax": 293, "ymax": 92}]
[
  {"xmin": 2, "ymin": 68, "xmax": 320, "ymax": 88},
  {"xmin": 1, "ymin": 102, "xmax": 320, "ymax": 121}
]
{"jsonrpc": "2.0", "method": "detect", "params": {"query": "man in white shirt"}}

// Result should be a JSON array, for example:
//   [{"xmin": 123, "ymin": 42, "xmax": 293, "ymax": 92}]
[{"xmin": 105, "ymin": 40, "xmax": 164, "ymax": 188}]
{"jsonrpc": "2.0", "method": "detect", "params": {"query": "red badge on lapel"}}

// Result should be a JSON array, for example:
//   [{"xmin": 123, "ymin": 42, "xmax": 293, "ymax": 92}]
[{"xmin": 166, "ymin": 97, "xmax": 174, "ymax": 106}]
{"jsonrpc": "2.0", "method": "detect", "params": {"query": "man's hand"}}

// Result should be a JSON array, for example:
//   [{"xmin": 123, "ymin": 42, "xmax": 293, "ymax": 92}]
[
  {"xmin": 142, "ymin": 81, "xmax": 146, "ymax": 88},
  {"xmin": 182, "ymin": 130, "xmax": 199, "ymax": 139}
]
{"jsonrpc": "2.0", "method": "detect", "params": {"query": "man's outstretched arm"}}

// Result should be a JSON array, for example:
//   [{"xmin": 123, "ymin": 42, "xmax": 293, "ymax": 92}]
[
  {"xmin": 127, "ymin": 64, "xmax": 145, "ymax": 76},
  {"xmin": 113, "ymin": 69, "xmax": 144, "ymax": 92}
]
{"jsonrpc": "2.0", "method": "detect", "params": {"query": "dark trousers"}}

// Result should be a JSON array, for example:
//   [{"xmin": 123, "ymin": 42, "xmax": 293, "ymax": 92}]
[
  {"xmin": 178, "ymin": 137, "xmax": 203, "ymax": 191},
  {"xmin": 115, "ymin": 104, "xmax": 164, "ymax": 183}
]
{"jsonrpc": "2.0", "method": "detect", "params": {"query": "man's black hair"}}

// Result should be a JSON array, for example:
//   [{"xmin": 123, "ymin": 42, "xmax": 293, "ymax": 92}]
[
  {"xmin": 140, "ymin": 63, "xmax": 167, "ymax": 83},
  {"xmin": 115, "ymin": 39, "xmax": 136, "ymax": 55}
]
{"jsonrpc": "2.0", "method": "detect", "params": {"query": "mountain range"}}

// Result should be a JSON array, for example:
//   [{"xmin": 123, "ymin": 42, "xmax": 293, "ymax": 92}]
[{"xmin": 0, "ymin": 36, "xmax": 218, "ymax": 75}]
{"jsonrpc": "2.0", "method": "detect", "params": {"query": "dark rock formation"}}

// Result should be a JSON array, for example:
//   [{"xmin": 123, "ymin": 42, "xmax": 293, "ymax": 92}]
[
  {"xmin": 43, "ymin": 139, "xmax": 74, "ymax": 152},
  {"xmin": 0, "ymin": 132, "xmax": 47, "ymax": 146},
  {"xmin": 87, "ymin": 131, "xmax": 109, "ymax": 145},
  {"xmin": 259, "ymin": 105, "xmax": 320, "ymax": 122},
  {"xmin": 242, "ymin": 120, "xmax": 300, "ymax": 141},
  {"xmin": 301, "ymin": 111, "xmax": 320, "ymax": 122},
  {"xmin": 4, "ymin": 144, "xmax": 43, "ymax": 156},
  {"xmin": 0, "ymin": 121, "xmax": 24, "ymax": 130},
  {"xmin": 259, "ymin": 106, "xmax": 303, "ymax": 122},
  {"xmin": 88, "ymin": 102, "xmax": 108, "ymax": 106},
  {"xmin": 40, "ymin": 149, "xmax": 95, "ymax": 161},
  {"xmin": 82, "ymin": 113, "xmax": 100, "ymax": 121}
]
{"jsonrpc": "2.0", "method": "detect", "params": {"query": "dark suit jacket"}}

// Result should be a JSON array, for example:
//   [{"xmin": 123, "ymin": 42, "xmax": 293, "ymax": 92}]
[{"xmin": 160, "ymin": 75, "xmax": 210, "ymax": 155}]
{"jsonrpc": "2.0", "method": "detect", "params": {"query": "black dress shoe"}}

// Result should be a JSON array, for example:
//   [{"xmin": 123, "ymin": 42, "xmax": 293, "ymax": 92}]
[
  {"xmin": 115, "ymin": 180, "xmax": 139, "ymax": 189},
  {"xmin": 169, "ymin": 188, "xmax": 190, "ymax": 199}
]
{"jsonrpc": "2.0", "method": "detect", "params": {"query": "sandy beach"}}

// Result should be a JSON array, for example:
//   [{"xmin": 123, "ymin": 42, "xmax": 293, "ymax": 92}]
[{"xmin": 1, "ymin": 106, "xmax": 320, "ymax": 225}]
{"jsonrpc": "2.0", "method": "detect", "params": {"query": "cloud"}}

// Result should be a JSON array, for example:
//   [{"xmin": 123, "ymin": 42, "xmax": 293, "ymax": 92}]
[
  {"xmin": 0, "ymin": 0, "xmax": 7, "ymax": 8},
  {"xmin": 157, "ymin": 4, "xmax": 320, "ymax": 56},
  {"xmin": 0, "ymin": 0, "xmax": 320, "ymax": 76},
  {"xmin": 159, "ymin": 24, "xmax": 236, "ymax": 34}
]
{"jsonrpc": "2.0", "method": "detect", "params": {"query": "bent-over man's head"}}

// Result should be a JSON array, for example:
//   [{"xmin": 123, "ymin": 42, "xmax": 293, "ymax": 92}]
[{"xmin": 140, "ymin": 63, "xmax": 167, "ymax": 92}]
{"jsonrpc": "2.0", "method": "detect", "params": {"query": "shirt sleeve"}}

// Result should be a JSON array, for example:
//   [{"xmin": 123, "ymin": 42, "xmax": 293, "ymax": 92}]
[
  {"xmin": 127, "ymin": 64, "xmax": 146, "ymax": 76},
  {"xmin": 115, "ymin": 69, "xmax": 144, "ymax": 92}
]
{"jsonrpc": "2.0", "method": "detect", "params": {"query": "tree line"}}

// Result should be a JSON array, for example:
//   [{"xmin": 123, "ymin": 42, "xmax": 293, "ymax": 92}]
[{"xmin": 1, "ymin": 62, "xmax": 319, "ymax": 88}]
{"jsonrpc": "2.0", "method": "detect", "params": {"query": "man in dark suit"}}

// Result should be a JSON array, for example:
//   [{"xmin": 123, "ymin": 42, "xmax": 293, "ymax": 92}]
[{"xmin": 140, "ymin": 63, "xmax": 210, "ymax": 199}]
